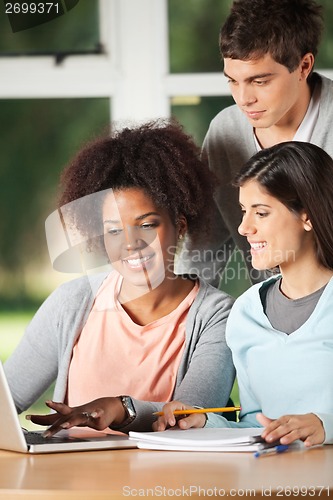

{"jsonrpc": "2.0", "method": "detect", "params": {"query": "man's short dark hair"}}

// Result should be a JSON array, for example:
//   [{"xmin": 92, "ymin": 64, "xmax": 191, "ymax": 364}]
[{"xmin": 220, "ymin": 0, "xmax": 324, "ymax": 72}]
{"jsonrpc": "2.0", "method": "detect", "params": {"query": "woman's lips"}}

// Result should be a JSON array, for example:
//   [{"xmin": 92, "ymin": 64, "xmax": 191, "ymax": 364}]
[{"xmin": 122, "ymin": 253, "xmax": 154, "ymax": 270}]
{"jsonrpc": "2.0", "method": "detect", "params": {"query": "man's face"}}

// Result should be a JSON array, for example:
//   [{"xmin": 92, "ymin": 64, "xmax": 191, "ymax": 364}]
[{"xmin": 223, "ymin": 53, "xmax": 306, "ymax": 130}]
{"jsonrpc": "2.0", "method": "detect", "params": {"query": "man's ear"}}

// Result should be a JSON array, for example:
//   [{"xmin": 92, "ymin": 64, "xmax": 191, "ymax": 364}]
[{"xmin": 299, "ymin": 53, "xmax": 314, "ymax": 81}]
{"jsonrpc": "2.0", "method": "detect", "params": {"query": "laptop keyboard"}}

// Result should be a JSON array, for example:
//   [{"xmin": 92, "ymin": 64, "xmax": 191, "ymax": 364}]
[{"xmin": 25, "ymin": 431, "xmax": 87, "ymax": 445}]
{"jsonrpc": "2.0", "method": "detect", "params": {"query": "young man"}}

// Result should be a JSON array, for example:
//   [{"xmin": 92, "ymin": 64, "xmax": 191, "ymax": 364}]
[{"xmin": 179, "ymin": 0, "xmax": 333, "ymax": 288}]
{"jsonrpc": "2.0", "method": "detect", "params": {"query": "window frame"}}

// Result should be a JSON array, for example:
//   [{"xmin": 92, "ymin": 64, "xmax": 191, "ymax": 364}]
[{"xmin": 0, "ymin": 0, "xmax": 332, "ymax": 122}]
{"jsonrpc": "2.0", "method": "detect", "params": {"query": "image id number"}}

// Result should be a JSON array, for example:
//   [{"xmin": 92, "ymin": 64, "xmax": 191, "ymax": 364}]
[
  {"xmin": 275, "ymin": 485, "xmax": 330, "ymax": 496},
  {"xmin": 5, "ymin": 2, "xmax": 59, "ymax": 15}
]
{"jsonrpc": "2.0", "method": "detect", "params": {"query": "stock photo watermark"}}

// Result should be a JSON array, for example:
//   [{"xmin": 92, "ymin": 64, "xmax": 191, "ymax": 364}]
[
  {"xmin": 122, "ymin": 484, "xmax": 331, "ymax": 497},
  {"xmin": 4, "ymin": 0, "xmax": 79, "ymax": 32}
]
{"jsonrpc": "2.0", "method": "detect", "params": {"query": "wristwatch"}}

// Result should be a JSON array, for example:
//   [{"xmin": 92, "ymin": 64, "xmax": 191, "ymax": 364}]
[{"xmin": 113, "ymin": 395, "xmax": 136, "ymax": 429}]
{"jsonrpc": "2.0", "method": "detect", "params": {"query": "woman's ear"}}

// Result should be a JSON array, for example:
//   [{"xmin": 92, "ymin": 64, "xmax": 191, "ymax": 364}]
[
  {"xmin": 177, "ymin": 216, "xmax": 188, "ymax": 239},
  {"xmin": 301, "ymin": 212, "xmax": 312, "ymax": 232}
]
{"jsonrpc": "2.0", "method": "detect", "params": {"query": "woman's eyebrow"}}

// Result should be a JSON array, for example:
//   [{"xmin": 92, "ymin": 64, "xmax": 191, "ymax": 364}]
[
  {"xmin": 251, "ymin": 203, "xmax": 272, "ymax": 208},
  {"xmin": 103, "ymin": 218, "xmax": 120, "ymax": 224},
  {"xmin": 239, "ymin": 203, "xmax": 272, "ymax": 208},
  {"xmin": 103, "ymin": 212, "xmax": 161, "ymax": 224},
  {"xmin": 135, "ymin": 212, "xmax": 160, "ymax": 221}
]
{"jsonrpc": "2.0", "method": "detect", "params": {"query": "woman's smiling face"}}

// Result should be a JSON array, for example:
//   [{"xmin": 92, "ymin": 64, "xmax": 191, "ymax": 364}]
[
  {"xmin": 103, "ymin": 188, "xmax": 181, "ymax": 290},
  {"xmin": 238, "ymin": 179, "xmax": 313, "ymax": 272}
]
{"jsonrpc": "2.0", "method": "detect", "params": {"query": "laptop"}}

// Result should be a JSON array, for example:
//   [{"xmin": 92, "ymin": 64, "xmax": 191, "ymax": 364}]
[{"xmin": 0, "ymin": 362, "xmax": 137, "ymax": 453}]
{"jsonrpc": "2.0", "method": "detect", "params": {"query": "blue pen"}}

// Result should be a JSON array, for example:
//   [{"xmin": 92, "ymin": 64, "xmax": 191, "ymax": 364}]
[{"xmin": 254, "ymin": 444, "xmax": 289, "ymax": 458}]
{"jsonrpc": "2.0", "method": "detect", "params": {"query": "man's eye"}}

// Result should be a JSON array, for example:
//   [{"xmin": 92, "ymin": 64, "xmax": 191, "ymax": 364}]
[{"xmin": 254, "ymin": 80, "xmax": 268, "ymax": 86}]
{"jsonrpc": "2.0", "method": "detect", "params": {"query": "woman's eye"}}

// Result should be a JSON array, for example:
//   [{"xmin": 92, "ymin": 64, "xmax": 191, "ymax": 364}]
[
  {"xmin": 107, "ymin": 228, "xmax": 123, "ymax": 235},
  {"xmin": 141, "ymin": 223, "xmax": 157, "ymax": 230},
  {"xmin": 256, "ymin": 212, "xmax": 268, "ymax": 218}
]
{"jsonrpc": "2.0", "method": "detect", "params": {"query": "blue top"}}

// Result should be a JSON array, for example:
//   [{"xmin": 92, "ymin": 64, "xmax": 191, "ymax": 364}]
[{"xmin": 206, "ymin": 276, "xmax": 333, "ymax": 444}]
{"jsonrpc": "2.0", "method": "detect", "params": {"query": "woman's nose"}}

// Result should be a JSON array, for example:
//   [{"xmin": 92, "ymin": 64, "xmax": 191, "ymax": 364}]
[
  {"xmin": 123, "ymin": 226, "xmax": 150, "ymax": 250},
  {"xmin": 124, "ymin": 226, "xmax": 139, "ymax": 249},
  {"xmin": 238, "ymin": 216, "xmax": 256, "ymax": 236}
]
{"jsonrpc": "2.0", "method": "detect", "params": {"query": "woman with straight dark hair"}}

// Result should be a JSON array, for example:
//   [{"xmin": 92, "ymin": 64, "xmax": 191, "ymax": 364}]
[{"xmin": 155, "ymin": 141, "xmax": 333, "ymax": 447}]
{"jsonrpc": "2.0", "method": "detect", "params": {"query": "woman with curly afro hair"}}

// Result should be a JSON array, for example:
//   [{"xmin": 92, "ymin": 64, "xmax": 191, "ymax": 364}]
[{"xmin": 4, "ymin": 120, "xmax": 235, "ymax": 435}]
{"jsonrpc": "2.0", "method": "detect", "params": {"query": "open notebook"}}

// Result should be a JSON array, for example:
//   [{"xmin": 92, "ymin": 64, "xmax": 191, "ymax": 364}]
[
  {"xmin": 0, "ymin": 362, "xmax": 136, "ymax": 453},
  {"xmin": 129, "ymin": 427, "xmax": 271, "ymax": 452}
]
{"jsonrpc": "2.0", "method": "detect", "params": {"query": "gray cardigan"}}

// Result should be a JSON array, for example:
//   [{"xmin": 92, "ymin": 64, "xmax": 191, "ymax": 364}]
[
  {"xmin": 178, "ymin": 73, "xmax": 333, "ymax": 287},
  {"xmin": 4, "ymin": 273, "xmax": 235, "ymax": 432}
]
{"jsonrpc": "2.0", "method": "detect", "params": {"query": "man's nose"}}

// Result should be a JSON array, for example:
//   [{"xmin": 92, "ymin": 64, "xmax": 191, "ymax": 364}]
[{"xmin": 236, "ymin": 85, "xmax": 257, "ymax": 107}]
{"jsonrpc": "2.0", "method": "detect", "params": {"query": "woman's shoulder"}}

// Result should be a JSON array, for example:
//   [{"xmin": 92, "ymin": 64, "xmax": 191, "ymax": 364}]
[
  {"xmin": 193, "ymin": 276, "xmax": 235, "ymax": 311},
  {"xmin": 47, "ymin": 272, "xmax": 110, "ymax": 305},
  {"xmin": 231, "ymin": 275, "xmax": 280, "ymax": 311}
]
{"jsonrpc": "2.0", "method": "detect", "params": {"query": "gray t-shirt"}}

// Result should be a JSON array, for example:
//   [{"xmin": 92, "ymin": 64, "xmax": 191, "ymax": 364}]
[{"xmin": 264, "ymin": 278, "xmax": 326, "ymax": 334}]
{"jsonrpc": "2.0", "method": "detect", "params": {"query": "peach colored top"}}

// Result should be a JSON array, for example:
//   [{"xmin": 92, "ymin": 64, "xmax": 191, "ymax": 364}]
[{"xmin": 67, "ymin": 271, "xmax": 199, "ymax": 408}]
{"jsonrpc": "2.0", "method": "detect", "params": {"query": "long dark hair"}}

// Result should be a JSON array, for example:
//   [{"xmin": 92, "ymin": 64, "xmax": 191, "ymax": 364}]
[{"xmin": 234, "ymin": 141, "xmax": 333, "ymax": 270}]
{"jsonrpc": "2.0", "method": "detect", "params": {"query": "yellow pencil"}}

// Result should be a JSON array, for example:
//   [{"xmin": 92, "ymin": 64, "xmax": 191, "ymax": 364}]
[{"xmin": 153, "ymin": 406, "xmax": 241, "ymax": 416}]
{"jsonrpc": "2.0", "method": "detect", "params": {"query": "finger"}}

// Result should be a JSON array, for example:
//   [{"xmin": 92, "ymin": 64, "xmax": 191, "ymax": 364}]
[
  {"xmin": 177, "ymin": 413, "xmax": 206, "ymax": 429},
  {"xmin": 261, "ymin": 416, "xmax": 290, "ymax": 441},
  {"xmin": 278, "ymin": 425, "xmax": 322, "ymax": 446},
  {"xmin": 264, "ymin": 426, "xmax": 289, "ymax": 443},
  {"xmin": 256, "ymin": 413, "xmax": 273, "ymax": 429},
  {"xmin": 153, "ymin": 417, "xmax": 168, "ymax": 432},
  {"xmin": 44, "ymin": 408, "xmax": 104, "ymax": 437},
  {"xmin": 45, "ymin": 400, "xmax": 72, "ymax": 415},
  {"xmin": 43, "ymin": 414, "xmax": 89, "ymax": 437},
  {"xmin": 159, "ymin": 405, "xmax": 186, "ymax": 427},
  {"xmin": 26, "ymin": 413, "xmax": 60, "ymax": 426},
  {"xmin": 304, "ymin": 429, "xmax": 324, "ymax": 447},
  {"xmin": 264, "ymin": 418, "xmax": 303, "ymax": 444}
]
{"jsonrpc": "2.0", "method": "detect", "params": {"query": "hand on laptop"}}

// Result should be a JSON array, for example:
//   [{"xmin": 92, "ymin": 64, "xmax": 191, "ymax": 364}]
[{"xmin": 26, "ymin": 397, "xmax": 126, "ymax": 437}]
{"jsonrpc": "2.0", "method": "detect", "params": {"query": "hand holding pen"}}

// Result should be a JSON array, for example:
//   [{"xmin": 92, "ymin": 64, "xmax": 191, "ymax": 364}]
[
  {"xmin": 152, "ymin": 401, "xmax": 241, "ymax": 431},
  {"xmin": 153, "ymin": 406, "xmax": 241, "ymax": 416}
]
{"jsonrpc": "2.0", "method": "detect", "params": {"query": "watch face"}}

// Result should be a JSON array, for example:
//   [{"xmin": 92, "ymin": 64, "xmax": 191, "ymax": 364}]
[{"xmin": 121, "ymin": 396, "xmax": 136, "ymax": 420}]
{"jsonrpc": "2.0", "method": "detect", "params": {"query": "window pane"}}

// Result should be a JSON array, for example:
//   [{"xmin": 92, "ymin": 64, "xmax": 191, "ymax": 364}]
[
  {"xmin": 0, "ymin": 98, "xmax": 110, "ymax": 308},
  {"xmin": 0, "ymin": 0, "xmax": 100, "ymax": 54},
  {"xmin": 169, "ymin": 0, "xmax": 333, "ymax": 73},
  {"xmin": 316, "ymin": 0, "xmax": 333, "ymax": 68},
  {"xmin": 171, "ymin": 95, "xmax": 234, "ymax": 146},
  {"xmin": 168, "ymin": 0, "xmax": 232, "ymax": 73}
]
